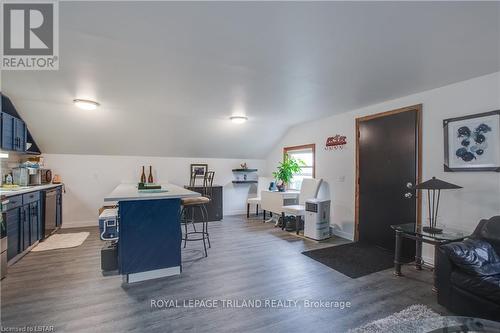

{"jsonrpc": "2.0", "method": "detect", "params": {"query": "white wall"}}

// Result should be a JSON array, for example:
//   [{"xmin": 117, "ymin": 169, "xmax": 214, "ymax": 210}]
[
  {"xmin": 266, "ymin": 72, "xmax": 500, "ymax": 262},
  {"xmin": 42, "ymin": 154, "xmax": 267, "ymax": 228}
]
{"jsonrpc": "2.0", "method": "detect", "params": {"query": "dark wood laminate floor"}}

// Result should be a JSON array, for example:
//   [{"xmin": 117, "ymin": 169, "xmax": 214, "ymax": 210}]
[{"xmin": 1, "ymin": 215, "xmax": 449, "ymax": 333}]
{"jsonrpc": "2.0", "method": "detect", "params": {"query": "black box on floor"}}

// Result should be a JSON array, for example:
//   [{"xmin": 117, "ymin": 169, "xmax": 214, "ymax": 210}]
[{"xmin": 101, "ymin": 242, "xmax": 118, "ymax": 271}]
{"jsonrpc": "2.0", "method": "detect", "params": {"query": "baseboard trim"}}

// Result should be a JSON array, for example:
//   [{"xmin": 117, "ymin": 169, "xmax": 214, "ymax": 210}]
[
  {"xmin": 125, "ymin": 266, "xmax": 181, "ymax": 283},
  {"xmin": 330, "ymin": 227, "xmax": 354, "ymax": 241},
  {"xmin": 224, "ymin": 209, "xmax": 247, "ymax": 216},
  {"xmin": 62, "ymin": 220, "xmax": 96, "ymax": 228}
]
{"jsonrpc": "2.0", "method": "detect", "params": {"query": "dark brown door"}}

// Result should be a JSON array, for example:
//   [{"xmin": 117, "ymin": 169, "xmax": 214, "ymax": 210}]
[{"xmin": 358, "ymin": 108, "xmax": 419, "ymax": 257}]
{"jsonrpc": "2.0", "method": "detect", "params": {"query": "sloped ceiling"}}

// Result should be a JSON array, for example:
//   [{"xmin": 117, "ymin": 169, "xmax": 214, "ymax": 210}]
[{"xmin": 2, "ymin": 1, "xmax": 499, "ymax": 158}]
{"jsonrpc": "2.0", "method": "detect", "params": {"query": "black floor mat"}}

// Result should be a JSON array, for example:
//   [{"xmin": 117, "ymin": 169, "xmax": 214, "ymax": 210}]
[{"xmin": 302, "ymin": 242, "xmax": 411, "ymax": 278}]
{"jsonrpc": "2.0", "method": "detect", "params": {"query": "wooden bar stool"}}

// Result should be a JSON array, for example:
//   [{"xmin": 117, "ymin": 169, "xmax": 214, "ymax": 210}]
[{"xmin": 180, "ymin": 171, "xmax": 214, "ymax": 257}]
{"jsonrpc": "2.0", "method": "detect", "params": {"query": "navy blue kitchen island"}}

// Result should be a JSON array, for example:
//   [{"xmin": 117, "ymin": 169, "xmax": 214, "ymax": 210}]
[{"xmin": 104, "ymin": 183, "xmax": 198, "ymax": 283}]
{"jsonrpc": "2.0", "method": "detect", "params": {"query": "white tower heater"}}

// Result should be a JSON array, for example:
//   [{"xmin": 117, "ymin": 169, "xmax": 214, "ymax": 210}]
[{"xmin": 304, "ymin": 199, "xmax": 331, "ymax": 240}]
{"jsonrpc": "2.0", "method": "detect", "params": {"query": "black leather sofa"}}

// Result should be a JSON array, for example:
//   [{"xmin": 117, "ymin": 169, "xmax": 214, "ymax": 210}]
[{"xmin": 436, "ymin": 216, "xmax": 500, "ymax": 321}]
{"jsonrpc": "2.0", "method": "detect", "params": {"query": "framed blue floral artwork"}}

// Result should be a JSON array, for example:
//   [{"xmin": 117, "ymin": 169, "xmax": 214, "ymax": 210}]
[{"xmin": 444, "ymin": 110, "xmax": 500, "ymax": 172}]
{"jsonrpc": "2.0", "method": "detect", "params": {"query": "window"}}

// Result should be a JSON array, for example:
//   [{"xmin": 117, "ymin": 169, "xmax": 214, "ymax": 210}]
[{"xmin": 283, "ymin": 144, "xmax": 315, "ymax": 190}]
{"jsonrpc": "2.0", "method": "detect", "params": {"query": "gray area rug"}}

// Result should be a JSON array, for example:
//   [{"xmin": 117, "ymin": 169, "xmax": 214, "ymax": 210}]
[{"xmin": 348, "ymin": 304, "xmax": 442, "ymax": 333}]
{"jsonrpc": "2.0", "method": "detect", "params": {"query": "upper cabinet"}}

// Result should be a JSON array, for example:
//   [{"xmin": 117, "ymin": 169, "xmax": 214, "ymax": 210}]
[
  {"xmin": 1, "ymin": 111, "xmax": 26, "ymax": 153},
  {"xmin": 1, "ymin": 112, "xmax": 15, "ymax": 151},
  {"xmin": 15, "ymin": 118, "xmax": 27, "ymax": 152},
  {"xmin": 0, "ymin": 93, "xmax": 40, "ymax": 154}
]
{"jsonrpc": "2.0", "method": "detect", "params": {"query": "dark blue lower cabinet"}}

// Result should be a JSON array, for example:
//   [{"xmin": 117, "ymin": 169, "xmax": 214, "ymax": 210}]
[
  {"xmin": 29, "ymin": 201, "xmax": 40, "ymax": 245},
  {"xmin": 118, "ymin": 198, "xmax": 181, "ymax": 275},
  {"xmin": 22, "ymin": 205, "xmax": 30, "ymax": 250},
  {"xmin": 6, "ymin": 193, "xmax": 43, "ymax": 261},
  {"xmin": 6, "ymin": 208, "xmax": 21, "ymax": 261}
]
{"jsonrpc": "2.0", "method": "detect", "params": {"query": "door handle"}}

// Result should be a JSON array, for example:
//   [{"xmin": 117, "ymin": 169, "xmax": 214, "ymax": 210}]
[
  {"xmin": 406, "ymin": 182, "xmax": 414, "ymax": 189},
  {"xmin": 404, "ymin": 192, "xmax": 413, "ymax": 199}
]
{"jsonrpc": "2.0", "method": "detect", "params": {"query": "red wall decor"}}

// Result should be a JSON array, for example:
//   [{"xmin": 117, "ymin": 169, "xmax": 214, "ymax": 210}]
[{"xmin": 325, "ymin": 135, "xmax": 347, "ymax": 150}]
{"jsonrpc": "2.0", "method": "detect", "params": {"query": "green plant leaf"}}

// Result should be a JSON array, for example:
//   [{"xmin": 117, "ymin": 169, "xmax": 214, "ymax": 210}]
[{"xmin": 273, "ymin": 153, "xmax": 304, "ymax": 185}]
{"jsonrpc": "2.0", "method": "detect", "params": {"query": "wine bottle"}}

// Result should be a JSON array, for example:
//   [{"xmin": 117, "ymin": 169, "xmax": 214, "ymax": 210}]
[
  {"xmin": 148, "ymin": 166, "xmax": 154, "ymax": 183},
  {"xmin": 140, "ymin": 166, "xmax": 146, "ymax": 183}
]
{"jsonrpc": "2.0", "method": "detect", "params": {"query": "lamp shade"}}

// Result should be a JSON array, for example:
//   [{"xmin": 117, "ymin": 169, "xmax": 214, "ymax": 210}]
[{"xmin": 413, "ymin": 177, "xmax": 462, "ymax": 190}]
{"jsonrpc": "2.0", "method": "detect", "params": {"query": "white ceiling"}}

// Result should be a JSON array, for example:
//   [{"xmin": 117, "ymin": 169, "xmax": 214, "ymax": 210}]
[{"xmin": 2, "ymin": 1, "xmax": 499, "ymax": 158}]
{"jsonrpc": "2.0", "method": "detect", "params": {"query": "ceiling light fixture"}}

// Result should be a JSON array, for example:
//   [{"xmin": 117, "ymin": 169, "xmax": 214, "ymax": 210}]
[
  {"xmin": 73, "ymin": 99, "xmax": 100, "ymax": 110},
  {"xmin": 230, "ymin": 115, "xmax": 248, "ymax": 124}
]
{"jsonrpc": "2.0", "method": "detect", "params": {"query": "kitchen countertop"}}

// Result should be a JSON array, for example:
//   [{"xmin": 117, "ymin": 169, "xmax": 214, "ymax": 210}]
[
  {"xmin": 104, "ymin": 183, "xmax": 199, "ymax": 202},
  {"xmin": 184, "ymin": 184, "xmax": 223, "ymax": 188},
  {"xmin": 0, "ymin": 183, "xmax": 63, "ymax": 197}
]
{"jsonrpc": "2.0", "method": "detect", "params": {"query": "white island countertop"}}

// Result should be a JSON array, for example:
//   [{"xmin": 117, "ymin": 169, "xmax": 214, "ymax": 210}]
[{"xmin": 104, "ymin": 183, "xmax": 199, "ymax": 202}]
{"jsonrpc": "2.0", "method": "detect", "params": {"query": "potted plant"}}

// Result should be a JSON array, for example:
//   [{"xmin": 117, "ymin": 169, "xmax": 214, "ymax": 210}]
[{"xmin": 272, "ymin": 154, "xmax": 305, "ymax": 191}]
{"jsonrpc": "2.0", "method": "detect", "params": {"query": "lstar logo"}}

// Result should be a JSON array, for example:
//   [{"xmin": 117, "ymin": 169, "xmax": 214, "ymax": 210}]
[{"xmin": 1, "ymin": 1, "xmax": 59, "ymax": 70}]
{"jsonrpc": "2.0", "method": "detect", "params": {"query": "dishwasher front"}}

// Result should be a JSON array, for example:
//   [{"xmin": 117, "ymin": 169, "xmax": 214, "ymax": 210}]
[{"xmin": 44, "ymin": 188, "xmax": 57, "ymax": 238}]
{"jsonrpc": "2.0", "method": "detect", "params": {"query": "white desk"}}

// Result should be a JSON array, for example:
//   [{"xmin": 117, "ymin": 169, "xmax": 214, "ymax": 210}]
[{"xmin": 260, "ymin": 190, "xmax": 299, "ymax": 224}]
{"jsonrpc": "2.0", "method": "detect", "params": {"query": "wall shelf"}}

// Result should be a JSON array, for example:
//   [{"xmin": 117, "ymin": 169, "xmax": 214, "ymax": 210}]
[
  {"xmin": 231, "ymin": 169, "xmax": 258, "ymax": 172},
  {"xmin": 232, "ymin": 180, "xmax": 258, "ymax": 184}
]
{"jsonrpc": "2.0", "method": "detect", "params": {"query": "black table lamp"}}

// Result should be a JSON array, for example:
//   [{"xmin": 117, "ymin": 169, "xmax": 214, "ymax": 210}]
[{"xmin": 414, "ymin": 177, "xmax": 462, "ymax": 234}]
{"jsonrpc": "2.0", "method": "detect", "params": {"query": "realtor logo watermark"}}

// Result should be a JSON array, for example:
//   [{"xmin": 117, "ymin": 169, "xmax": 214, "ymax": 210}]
[{"xmin": 1, "ymin": 1, "xmax": 59, "ymax": 70}]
